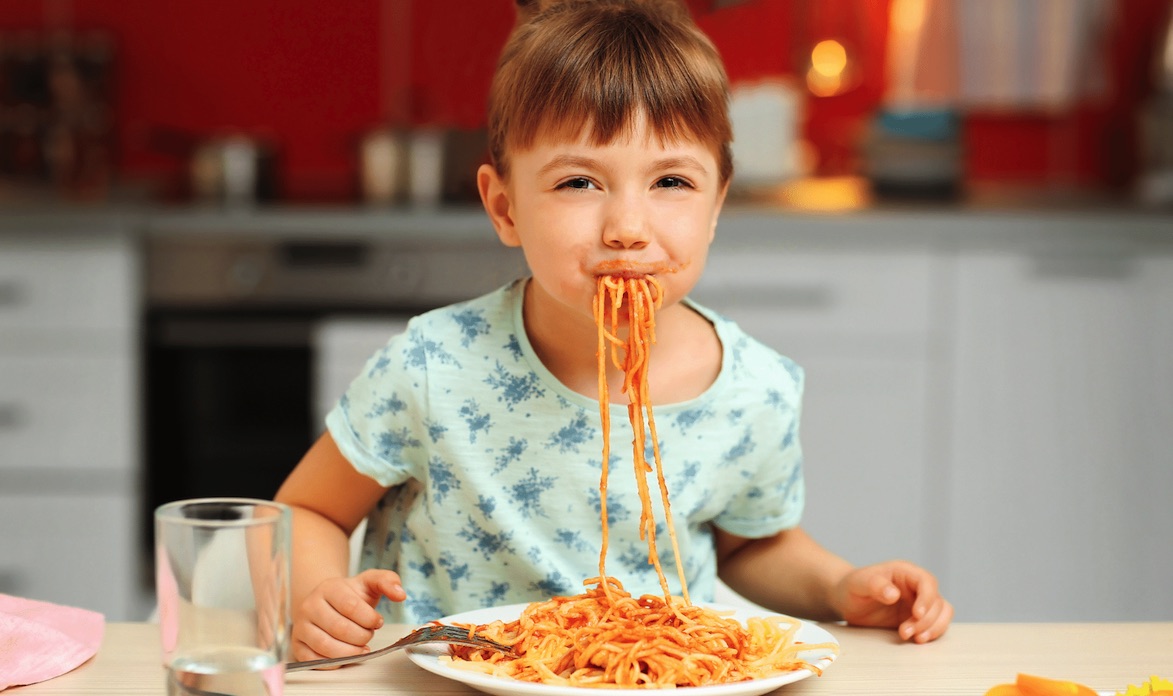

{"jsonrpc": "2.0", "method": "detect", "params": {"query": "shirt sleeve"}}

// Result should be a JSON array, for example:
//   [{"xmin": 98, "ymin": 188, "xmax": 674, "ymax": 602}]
[
  {"xmin": 712, "ymin": 351, "xmax": 806, "ymax": 538},
  {"xmin": 325, "ymin": 323, "xmax": 429, "ymax": 488}
]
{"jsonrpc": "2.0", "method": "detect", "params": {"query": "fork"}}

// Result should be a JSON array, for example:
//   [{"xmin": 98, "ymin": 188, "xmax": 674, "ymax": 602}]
[{"xmin": 286, "ymin": 623, "xmax": 515, "ymax": 672}]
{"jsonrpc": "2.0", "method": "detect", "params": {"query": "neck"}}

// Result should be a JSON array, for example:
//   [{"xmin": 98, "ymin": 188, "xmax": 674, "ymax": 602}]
[
  {"xmin": 522, "ymin": 280, "xmax": 611, "ymax": 400},
  {"xmin": 522, "ymin": 279, "xmax": 719, "ymax": 406}
]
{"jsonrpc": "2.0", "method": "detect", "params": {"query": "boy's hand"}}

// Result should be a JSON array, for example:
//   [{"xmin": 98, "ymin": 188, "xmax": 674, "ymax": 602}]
[
  {"xmin": 291, "ymin": 569, "xmax": 407, "ymax": 664},
  {"xmin": 830, "ymin": 560, "xmax": 953, "ymax": 643}
]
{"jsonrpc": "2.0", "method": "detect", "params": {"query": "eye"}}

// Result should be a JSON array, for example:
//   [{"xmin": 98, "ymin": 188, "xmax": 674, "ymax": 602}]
[
  {"xmin": 556, "ymin": 177, "xmax": 597, "ymax": 191},
  {"xmin": 655, "ymin": 176, "xmax": 691, "ymax": 189}
]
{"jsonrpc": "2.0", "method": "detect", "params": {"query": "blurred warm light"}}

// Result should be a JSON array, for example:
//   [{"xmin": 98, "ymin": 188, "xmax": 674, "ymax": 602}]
[
  {"xmin": 806, "ymin": 69, "xmax": 841, "ymax": 97},
  {"xmin": 806, "ymin": 39, "xmax": 851, "ymax": 97},
  {"xmin": 810, "ymin": 39, "xmax": 848, "ymax": 77},
  {"xmin": 887, "ymin": 0, "xmax": 928, "ymax": 106},
  {"xmin": 891, "ymin": 0, "xmax": 928, "ymax": 33},
  {"xmin": 772, "ymin": 176, "xmax": 871, "ymax": 212},
  {"xmin": 1164, "ymin": 23, "xmax": 1173, "ymax": 78}
]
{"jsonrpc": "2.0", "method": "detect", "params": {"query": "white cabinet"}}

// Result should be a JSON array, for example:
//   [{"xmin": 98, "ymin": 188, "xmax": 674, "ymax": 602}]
[
  {"xmin": 942, "ymin": 242, "xmax": 1173, "ymax": 621},
  {"xmin": 0, "ymin": 231, "xmax": 145, "ymax": 620},
  {"xmin": 693, "ymin": 244, "xmax": 944, "ymax": 571},
  {"xmin": 697, "ymin": 215, "xmax": 1173, "ymax": 623},
  {"xmin": 0, "ymin": 492, "xmax": 138, "ymax": 614}
]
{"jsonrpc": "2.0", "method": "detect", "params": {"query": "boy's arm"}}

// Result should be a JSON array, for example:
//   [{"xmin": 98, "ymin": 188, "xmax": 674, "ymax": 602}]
[
  {"xmin": 714, "ymin": 525, "xmax": 953, "ymax": 642},
  {"xmin": 275, "ymin": 432, "xmax": 404, "ymax": 661},
  {"xmin": 276, "ymin": 432, "xmax": 386, "ymax": 604},
  {"xmin": 715, "ymin": 525, "xmax": 852, "ymax": 621}
]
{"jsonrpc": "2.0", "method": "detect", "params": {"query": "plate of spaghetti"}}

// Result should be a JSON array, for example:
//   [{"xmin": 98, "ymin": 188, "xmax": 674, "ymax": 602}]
[{"xmin": 405, "ymin": 578, "xmax": 838, "ymax": 695}]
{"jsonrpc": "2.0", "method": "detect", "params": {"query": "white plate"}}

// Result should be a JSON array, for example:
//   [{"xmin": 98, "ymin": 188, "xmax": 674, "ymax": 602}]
[{"xmin": 406, "ymin": 602, "xmax": 838, "ymax": 696}]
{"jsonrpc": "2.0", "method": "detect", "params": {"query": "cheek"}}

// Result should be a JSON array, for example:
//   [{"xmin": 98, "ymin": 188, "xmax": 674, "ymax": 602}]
[
  {"xmin": 660, "ymin": 230, "xmax": 712, "ymax": 300},
  {"xmin": 520, "ymin": 235, "xmax": 591, "ymax": 295},
  {"xmin": 659, "ymin": 215, "xmax": 714, "ymax": 263}
]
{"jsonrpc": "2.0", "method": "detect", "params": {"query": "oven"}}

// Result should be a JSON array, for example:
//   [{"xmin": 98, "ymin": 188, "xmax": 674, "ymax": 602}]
[{"xmin": 140, "ymin": 231, "xmax": 526, "ymax": 570}]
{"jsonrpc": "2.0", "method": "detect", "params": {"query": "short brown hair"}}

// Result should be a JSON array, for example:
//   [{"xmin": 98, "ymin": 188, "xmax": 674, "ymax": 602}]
[{"xmin": 488, "ymin": 0, "xmax": 733, "ymax": 184}]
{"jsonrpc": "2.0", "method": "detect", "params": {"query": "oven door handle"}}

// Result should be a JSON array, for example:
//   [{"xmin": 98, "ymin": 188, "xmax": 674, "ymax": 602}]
[{"xmin": 151, "ymin": 317, "xmax": 315, "ymax": 348}]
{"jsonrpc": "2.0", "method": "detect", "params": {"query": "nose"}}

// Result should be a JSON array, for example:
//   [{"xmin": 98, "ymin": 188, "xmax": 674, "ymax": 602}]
[{"xmin": 602, "ymin": 194, "xmax": 651, "ymax": 250}]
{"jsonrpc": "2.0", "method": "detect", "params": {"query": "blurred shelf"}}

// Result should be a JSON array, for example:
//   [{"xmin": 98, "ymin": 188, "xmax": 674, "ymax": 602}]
[{"xmin": 2, "ymin": 184, "xmax": 1169, "ymax": 252}]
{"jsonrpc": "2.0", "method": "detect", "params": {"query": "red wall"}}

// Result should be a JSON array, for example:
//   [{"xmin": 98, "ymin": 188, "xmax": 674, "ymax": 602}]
[
  {"xmin": 2, "ymin": 0, "xmax": 1169, "ymax": 202},
  {"xmin": 693, "ymin": 0, "xmax": 1171, "ymax": 188}
]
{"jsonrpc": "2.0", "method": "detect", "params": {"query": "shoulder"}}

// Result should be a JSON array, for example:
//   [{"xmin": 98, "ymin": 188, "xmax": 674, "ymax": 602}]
[
  {"xmin": 686, "ymin": 298, "xmax": 804, "ymax": 398},
  {"xmin": 395, "ymin": 282, "xmax": 523, "ymax": 356},
  {"xmin": 408, "ymin": 281, "xmax": 520, "ymax": 336}
]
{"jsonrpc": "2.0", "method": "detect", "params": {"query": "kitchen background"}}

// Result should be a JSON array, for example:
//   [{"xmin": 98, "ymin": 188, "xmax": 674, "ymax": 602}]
[{"xmin": 1, "ymin": 0, "xmax": 1171, "ymax": 624}]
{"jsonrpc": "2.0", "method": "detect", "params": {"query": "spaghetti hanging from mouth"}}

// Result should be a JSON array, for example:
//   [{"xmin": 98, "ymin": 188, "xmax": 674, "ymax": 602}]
[
  {"xmin": 592, "ymin": 274, "xmax": 688, "ymax": 605},
  {"xmin": 442, "ymin": 274, "xmax": 837, "ymax": 688}
]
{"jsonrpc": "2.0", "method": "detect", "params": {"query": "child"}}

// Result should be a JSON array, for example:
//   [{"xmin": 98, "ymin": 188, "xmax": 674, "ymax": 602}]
[{"xmin": 275, "ymin": 0, "xmax": 953, "ymax": 665}]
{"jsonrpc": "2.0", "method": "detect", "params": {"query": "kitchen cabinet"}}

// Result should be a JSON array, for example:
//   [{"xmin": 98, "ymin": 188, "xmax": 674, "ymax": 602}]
[
  {"xmin": 941, "ymin": 239, "xmax": 1173, "ymax": 621},
  {"xmin": 693, "ymin": 241, "xmax": 944, "ymax": 574},
  {"xmin": 697, "ymin": 212, "xmax": 1172, "ymax": 622},
  {"xmin": 0, "ymin": 230, "xmax": 145, "ymax": 620}
]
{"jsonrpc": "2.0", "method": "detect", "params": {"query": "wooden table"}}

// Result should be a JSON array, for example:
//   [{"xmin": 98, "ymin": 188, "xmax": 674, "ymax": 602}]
[{"xmin": 10, "ymin": 622, "xmax": 1173, "ymax": 695}]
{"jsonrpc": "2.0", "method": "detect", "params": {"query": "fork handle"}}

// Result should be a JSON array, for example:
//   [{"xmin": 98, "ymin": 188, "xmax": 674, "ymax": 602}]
[{"xmin": 286, "ymin": 639, "xmax": 406, "ymax": 673}]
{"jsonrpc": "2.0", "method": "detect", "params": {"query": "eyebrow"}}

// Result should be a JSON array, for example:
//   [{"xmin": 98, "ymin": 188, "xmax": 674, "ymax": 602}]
[
  {"xmin": 537, "ymin": 154, "xmax": 601, "ymax": 178},
  {"xmin": 536, "ymin": 154, "xmax": 710, "ymax": 178},
  {"xmin": 649, "ymin": 156, "xmax": 708, "ymax": 174}
]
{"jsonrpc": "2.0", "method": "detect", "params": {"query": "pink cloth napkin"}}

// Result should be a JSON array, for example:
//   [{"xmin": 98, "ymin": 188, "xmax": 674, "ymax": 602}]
[{"xmin": 0, "ymin": 593, "xmax": 105, "ymax": 691}]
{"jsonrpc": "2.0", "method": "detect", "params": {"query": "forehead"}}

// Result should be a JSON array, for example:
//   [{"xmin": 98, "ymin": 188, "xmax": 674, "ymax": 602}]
[{"xmin": 518, "ymin": 111, "xmax": 719, "ymax": 162}]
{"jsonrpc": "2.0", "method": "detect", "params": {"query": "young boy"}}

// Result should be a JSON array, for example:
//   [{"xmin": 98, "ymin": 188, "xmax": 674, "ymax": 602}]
[{"xmin": 276, "ymin": 0, "xmax": 953, "ymax": 664}]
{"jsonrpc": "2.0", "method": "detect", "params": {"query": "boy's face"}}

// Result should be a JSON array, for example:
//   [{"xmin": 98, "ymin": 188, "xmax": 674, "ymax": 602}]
[{"xmin": 479, "ymin": 114, "xmax": 728, "ymax": 328}]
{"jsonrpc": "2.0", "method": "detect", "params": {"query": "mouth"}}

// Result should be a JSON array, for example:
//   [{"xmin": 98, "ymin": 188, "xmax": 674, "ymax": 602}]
[
  {"xmin": 593, "ymin": 260, "xmax": 678, "ymax": 280},
  {"xmin": 597, "ymin": 269, "xmax": 650, "ymax": 281}
]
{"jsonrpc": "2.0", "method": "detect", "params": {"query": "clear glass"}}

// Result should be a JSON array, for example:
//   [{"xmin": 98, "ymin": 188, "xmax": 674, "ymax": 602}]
[{"xmin": 155, "ymin": 498, "xmax": 291, "ymax": 696}]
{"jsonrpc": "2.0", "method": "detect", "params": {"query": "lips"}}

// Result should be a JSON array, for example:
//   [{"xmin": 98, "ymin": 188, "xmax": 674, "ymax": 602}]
[
  {"xmin": 592, "ymin": 258, "xmax": 686, "ymax": 279},
  {"xmin": 593, "ymin": 260, "xmax": 668, "ymax": 279},
  {"xmin": 598, "ymin": 269, "xmax": 651, "ymax": 280}
]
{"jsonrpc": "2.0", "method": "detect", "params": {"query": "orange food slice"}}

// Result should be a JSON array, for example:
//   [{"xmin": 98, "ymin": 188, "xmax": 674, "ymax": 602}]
[{"xmin": 1016, "ymin": 673, "xmax": 1097, "ymax": 696}]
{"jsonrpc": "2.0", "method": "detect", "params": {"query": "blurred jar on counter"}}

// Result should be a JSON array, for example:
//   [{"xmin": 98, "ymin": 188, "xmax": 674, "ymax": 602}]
[
  {"xmin": 1137, "ymin": 3, "xmax": 1173, "ymax": 207},
  {"xmin": 0, "ymin": 30, "xmax": 115, "ymax": 200}
]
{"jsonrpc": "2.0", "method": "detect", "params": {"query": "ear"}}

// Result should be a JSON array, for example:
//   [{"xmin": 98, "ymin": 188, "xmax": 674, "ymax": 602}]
[
  {"xmin": 478, "ymin": 163, "xmax": 521, "ymax": 247},
  {"xmin": 708, "ymin": 180, "xmax": 730, "ymax": 242}
]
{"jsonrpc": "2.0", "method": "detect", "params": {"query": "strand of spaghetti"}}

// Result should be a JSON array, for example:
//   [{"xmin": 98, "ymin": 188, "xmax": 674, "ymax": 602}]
[
  {"xmin": 624, "ymin": 278, "xmax": 674, "ymax": 599},
  {"xmin": 620, "ymin": 279, "xmax": 644, "ymax": 397},
  {"xmin": 636, "ymin": 277, "xmax": 690, "ymax": 604},
  {"xmin": 593, "ymin": 278, "xmax": 614, "ymax": 603},
  {"xmin": 630, "ymin": 279, "xmax": 652, "ymax": 399},
  {"xmin": 605, "ymin": 276, "xmax": 626, "ymax": 372}
]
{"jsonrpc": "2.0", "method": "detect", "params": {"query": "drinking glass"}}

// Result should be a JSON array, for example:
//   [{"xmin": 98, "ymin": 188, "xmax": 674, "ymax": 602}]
[{"xmin": 155, "ymin": 498, "xmax": 291, "ymax": 696}]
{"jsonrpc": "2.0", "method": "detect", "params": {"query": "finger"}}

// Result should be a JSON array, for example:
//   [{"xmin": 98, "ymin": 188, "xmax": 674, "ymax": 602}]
[
  {"xmin": 894, "ymin": 576, "xmax": 935, "ymax": 640},
  {"xmin": 361, "ymin": 569, "xmax": 407, "ymax": 603},
  {"xmin": 882, "ymin": 563, "xmax": 937, "ymax": 613},
  {"xmin": 914, "ymin": 599, "xmax": 953, "ymax": 643},
  {"xmin": 905, "ymin": 573, "xmax": 940, "ymax": 620},
  {"xmin": 902, "ymin": 598, "xmax": 953, "ymax": 643},
  {"xmin": 325, "ymin": 582, "xmax": 385, "ymax": 632},
  {"xmin": 291, "ymin": 637, "xmax": 332, "ymax": 664},
  {"xmin": 899, "ymin": 599, "xmax": 939, "ymax": 640},
  {"xmin": 861, "ymin": 572, "xmax": 900, "ymax": 605},
  {"xmin": 300, "ymin": 586, "xmax": 379, "ymax": 648},
  {"xmin": 318, "ymin": 596, "xmax": 381, "ymax": 647},
  {"xmin": 298, "ymin": 617, "xmax": 371, "ymax": 661}
]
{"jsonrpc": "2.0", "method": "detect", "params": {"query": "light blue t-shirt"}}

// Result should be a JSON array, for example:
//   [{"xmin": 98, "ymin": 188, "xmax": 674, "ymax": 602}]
[{"xmin": 326, "ymin": 279, "xmax": 805, "ymax": 624}]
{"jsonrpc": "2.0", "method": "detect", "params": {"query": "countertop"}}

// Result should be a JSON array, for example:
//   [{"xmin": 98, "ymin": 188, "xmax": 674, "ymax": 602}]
[
  {"xmin": 2, "ymin": 198, "xmax": 1171, "ymax": 251},
  {"xmin": 10, "ymin": 621, "xmax": 1173, "ymax": 695}
]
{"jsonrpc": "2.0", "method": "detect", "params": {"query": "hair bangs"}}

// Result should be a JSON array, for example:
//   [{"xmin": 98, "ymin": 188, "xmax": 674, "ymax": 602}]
[{"xmin": 489, "ymin": 0, "xmax": 733, "ymax": 182}]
